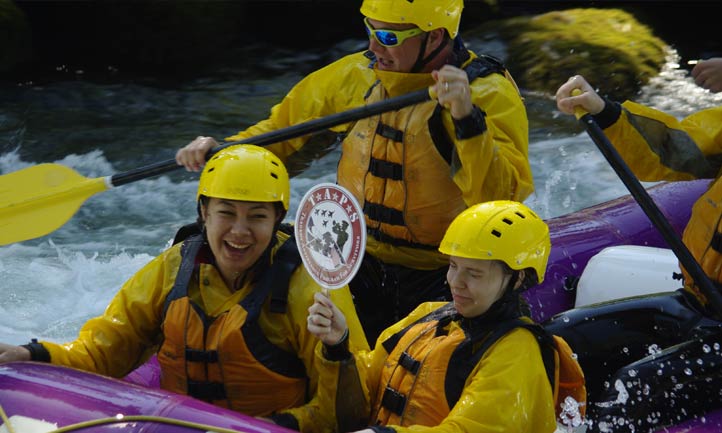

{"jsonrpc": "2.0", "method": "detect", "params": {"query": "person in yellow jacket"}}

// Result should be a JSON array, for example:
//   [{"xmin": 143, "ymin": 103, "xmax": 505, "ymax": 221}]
[
  {"xmin": 305, "ymin": 201, "xmax": 558, "ymax": 433},
  {"xmin": 175, "ymin": 0, "xmax": 533, "ymax": 345},
  {"xmin": 556, "ymin": 68, "xmax": 722, "ymax": 313},
  {"xmin": 0, "ymin": 145, "xmax": 369, "ymax": 433},
  {"xmin": 554, "ymin": 65, "xmax": 722, "ymax": 432}
]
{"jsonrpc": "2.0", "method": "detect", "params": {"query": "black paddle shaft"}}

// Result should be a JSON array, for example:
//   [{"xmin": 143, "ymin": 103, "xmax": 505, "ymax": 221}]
[
  {"xmin": 579, "ymin": 113, "xmax": 722, "ymax": 317},
  {"xmin": 110, "ymin": 89, "xmax": 432, "ymax": 187}
]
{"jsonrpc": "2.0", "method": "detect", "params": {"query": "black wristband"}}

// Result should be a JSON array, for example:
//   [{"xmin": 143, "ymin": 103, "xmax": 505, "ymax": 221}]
[
  {"xmin": 591, "ymin": 97, "xmax": 622, "ymax": 129},
  {"xmin": 453, "ymin": 105, "xmax": 487, "ymax": 140},
  {"xmin": 20, "ymin": 338, "xmax": 51, "ymax": 362},
  {"xmin": 269, "ymin": 412, "xmax": 299, "ymax": 431},
  {"xmin": 322, "ymin": 328, "xmax": 351, "ymax": 361}
]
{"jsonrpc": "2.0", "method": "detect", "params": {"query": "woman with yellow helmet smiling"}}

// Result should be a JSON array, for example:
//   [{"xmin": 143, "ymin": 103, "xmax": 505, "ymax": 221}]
[
  {"xmin": 0, "ymin": 145, "xmax": 368, "ymax": 433},
  {"xmin": 176, "ymin": 0, "xmax": 532, "ymax": 348}
]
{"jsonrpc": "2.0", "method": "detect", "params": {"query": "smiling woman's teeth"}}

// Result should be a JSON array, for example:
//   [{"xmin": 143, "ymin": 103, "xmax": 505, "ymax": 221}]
[{"xmin": 226, "ymin": 241, "xmax": 249, "ymax": 250}]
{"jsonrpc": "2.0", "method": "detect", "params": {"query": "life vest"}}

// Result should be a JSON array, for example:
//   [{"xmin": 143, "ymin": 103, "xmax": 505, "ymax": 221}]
[
  {"xmin": 338, "ymin": 56, "xmax": 507, "ymax": 251},
  {"xmin": 681, "ymin": 177, "xmax": 722, "ymax": 307},
  {"xmin": 157, "ymin": 233, "xmax": 307, "ymax": 416},
  {"xmin": 375, "ymin": 303, "xmax": 586, "ymax": 426}
]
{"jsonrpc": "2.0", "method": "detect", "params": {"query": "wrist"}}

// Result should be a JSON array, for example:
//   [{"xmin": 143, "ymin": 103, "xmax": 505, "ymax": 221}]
[
  {"xmin": 591, "ymin": 97, "xmax": 622, "ymax": 129},
  {"xmin": 323, "ymin": 328, "xmax": 351, "ymax": 361},
  {"xmin": 20, "ymin": 338, "xmax": 51, "ymax": 362},
  {"xmin": 328, "ymin": 328, "xmax": 348, "ymax": 346},
  {"xmin": 452, "ymin": 105, "xmax": 486, "ymax": 139}
]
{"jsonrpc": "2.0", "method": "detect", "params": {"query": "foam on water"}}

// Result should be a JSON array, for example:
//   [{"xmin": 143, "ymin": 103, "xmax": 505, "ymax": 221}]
[{"xmin": 0, "ymin": 239, "xmax": 155, "ymax": 344}]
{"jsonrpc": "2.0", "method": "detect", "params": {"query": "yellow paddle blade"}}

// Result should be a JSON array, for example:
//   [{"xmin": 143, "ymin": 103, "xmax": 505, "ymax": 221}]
[{"xmin": 0, "ymin": 163, "xmax": 111, "ymax": 246}]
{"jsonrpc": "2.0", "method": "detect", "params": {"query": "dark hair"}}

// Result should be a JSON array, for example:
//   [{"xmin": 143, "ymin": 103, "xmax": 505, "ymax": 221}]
[{"xmin": 497, "ymin": 262, "xmax": 540, "ymax": 292}]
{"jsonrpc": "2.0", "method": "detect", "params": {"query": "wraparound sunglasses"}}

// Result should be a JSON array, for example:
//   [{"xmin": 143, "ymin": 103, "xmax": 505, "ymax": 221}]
[{"xmin": 364, "ymin": 17, "xmax": 424, "ymax": 47}]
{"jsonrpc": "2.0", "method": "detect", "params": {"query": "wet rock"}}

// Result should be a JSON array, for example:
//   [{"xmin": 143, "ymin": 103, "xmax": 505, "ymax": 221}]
[{"xmin": 467, "ymin": 8, "xmax": 668, "ymax": 101}]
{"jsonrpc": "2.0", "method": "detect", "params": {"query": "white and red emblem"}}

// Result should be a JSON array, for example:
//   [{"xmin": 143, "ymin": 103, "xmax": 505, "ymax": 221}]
[{"xmin": 294, "ymin": 183, "xmax": 366, "ymax": 289}]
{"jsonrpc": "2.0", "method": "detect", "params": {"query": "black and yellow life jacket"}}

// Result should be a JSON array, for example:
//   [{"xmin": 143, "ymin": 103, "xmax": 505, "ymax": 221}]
[
  {"xmin": 157, "ymin": 231, "xmax": 307, "ymax": 416},
  {"xmin": 338, "ymin": 56, "xmax": 508, "ymax": 251},
  {"xmin": 377, "ymin": 303, "xmax": 586, "ymax": 425}
]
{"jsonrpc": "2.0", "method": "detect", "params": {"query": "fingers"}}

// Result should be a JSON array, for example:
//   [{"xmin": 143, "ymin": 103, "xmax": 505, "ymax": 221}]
[
  {"xmin": 306, "ymin": 302, "xmax": 335, "ymax": 343},
  {"xmin": 307, "ymin": 291, "xmax": 349, "ymax": 345},
  {"xmin": 691, "ymin": 58, "xmax": 722, "ymax": 93},
  {"xmin": 175, "ymin": 136, "xmax": 218, "ymax": 172},
  {"xmin": 432, "ymin": 66, "xmax": 473, "ymax": 119},
  {"xmin": 555, "ymin": 75, "xmax": 605, "ymax": 115},
  {"xmin": 308, "ymin": 292, "xmax": 334, "ymax": 321},
  {"xmin": 0, "ymin": 343, "xmax": 31, "ymax": 364},
  {"xmin": 555, "ymin": 77, "xmax": 581, "ymax": 114},
  {"xmin": 307, "ymin": 310, "xmax": 332, "ymax": 328}
]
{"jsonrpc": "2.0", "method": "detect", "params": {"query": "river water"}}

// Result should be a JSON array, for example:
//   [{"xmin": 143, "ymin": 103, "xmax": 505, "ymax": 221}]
[{"xmin": 1, "ymin": 40, "xmax": 721, "ymax": 346}]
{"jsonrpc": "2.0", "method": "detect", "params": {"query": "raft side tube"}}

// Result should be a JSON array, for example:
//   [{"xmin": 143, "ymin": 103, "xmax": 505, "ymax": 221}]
[
  {"xmin": 528, "ymin": 179, "xmax": 709, "ymax": 322},
  {"xmin": 0, "ymin": 362, "xmax": 295, "ymax": 433}
]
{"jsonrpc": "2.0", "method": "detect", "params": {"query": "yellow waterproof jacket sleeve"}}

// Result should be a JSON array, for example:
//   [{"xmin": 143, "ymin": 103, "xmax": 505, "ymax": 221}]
[
  {"xmin": 225, "ymin": 51, "xmax": 376, "ymax": 166},
  {"xmin": 41, "ymin": 247, "xmax": 177, "ymax": 376},
  {"xmin": 275, "ymin": 268, "xmax": 369, "ymax": 433},
  {"xmin": 315, "ymin": 302, "xmax": 556, "ymax": 433},
  {"xmin": 449, "ymin": 60, "xmax": 533, "ymax": 204},
  {"xmin": 604, "ymin": 102, "xmax": 722, "ymax": 181}
]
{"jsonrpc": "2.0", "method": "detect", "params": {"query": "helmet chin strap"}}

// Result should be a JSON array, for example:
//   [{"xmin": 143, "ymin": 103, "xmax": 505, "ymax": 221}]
[{"xmin": 410, "ymin": 32, "xmax": 449, "ymax": 73}]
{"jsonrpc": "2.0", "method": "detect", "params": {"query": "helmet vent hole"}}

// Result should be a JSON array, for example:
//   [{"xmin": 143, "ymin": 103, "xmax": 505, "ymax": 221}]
[
  {"xmin": 271, "ymin": 160, "xmax": 280, "ymax": 167},
  {"xmin": 207, "ymin": 167, "xmax": 215, "ymax": 173},
  {"xmin": 270, "ymin": 173, "xmax": 278, "ymax": 180},
  {"xmin": 491, "ymin": 229, "xmax": 502, "ymax": 238},
  {"xmin": 515, "ymin": 211, "xmax": 526, "ymax": 218},
  {"xmin": 502, "ymin": 217, "xmax": 513, "ymax": 225}
]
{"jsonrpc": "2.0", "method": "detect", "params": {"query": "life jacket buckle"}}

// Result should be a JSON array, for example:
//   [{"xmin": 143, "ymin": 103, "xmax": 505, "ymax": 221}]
[
  {"xmin": 398, "ymin": 351, "xmax": 420, "ymax": 374},
  {"xmin": 187, "ymin": 380, "xmax": 227, "ymax": 401},
  {"xmin": 381, "ymin": 386, "xmax": 407, "ymax": 416}
]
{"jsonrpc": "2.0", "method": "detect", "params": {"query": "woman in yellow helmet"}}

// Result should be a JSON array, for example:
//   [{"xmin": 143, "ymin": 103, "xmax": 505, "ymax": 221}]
[
  {"xmin": 175, "ymin": 0, "xmax": 532, "ymax": 346},
  {"xmin": 0, "ymin": 145, "xmax": 368, "ymax": 433},
  {"xmin": 306, "ymin": 201, "xmax": 559, "ymax": 433}
]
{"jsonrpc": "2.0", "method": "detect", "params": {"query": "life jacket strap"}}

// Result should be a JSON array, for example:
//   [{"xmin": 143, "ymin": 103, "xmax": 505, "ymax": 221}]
[
  {"xmin": 381, "ymin": 386, "xmax": 407, "ymax": 416},
  {"xmin": 364, "ymin": 202, "xmax": 405, "ymax": 226},
  {"xmin": 376, "ymin": 123, "xmax": 404, "ymax": 142},
  {"xmin": 369, "ymin": 157, "xmax": 403, "ymax": 181},
  {"xmin": 398, "ymin": 351, "xmax": 421, "ymax": 375},
  {"xmin": 185, "ymin": 348, "xmax": 219, "ymax": 363},
  {"xmin": 187, "ymin": 380, "xmax": 227, "ymax": 401}
]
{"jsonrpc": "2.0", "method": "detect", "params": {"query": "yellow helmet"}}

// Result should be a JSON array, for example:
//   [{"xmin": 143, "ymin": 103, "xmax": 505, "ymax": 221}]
[
  {"xmin": 197, "ymin": 144, "xmax": 290, "ymax": 211},
  {"xmin": 360, "ymin": 0, "xmax": 463, "ymax": 38},
  {"xmin": 439, "ymin": 201, "xmax": 551, "ymax": 283}
]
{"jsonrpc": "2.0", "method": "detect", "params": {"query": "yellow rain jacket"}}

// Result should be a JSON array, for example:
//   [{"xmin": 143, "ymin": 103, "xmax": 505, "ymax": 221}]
[
  {"xmin": 227, "ymin": 50, "xmax": 532, "ymax": 270},
  {"xmin": 40, "ymin": 232, "xmax": 368, "ymax": 433},
  {"xmin": 601, "ymin": 102, "xmax": 722, "ymax": 305},
  {"xmin": 315, "ymin": 302, "xmax": 557, "ymax": 433}
]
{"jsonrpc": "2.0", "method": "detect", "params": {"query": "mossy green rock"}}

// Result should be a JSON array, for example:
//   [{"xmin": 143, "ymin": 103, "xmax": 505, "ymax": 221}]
[
  {"xmin": 469, "ymin": 8, "xmax": 668, "ymax": 100},
  {"xmin": 0, "ymin": 0, "xmax": 31, "ymax": 73}
]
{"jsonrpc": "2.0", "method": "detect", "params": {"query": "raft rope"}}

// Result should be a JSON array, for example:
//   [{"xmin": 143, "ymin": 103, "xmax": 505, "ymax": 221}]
[
  {"xmin": 49, "ymin": 415, "xmax": 250, "ymax": 433},
  {"xmin": 0, "ymin": 406, "xmax": 251, "ymax": 433},
  {"xmin": 0, "ymin": 403, "xmax": 18, "ymax": 433}
]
